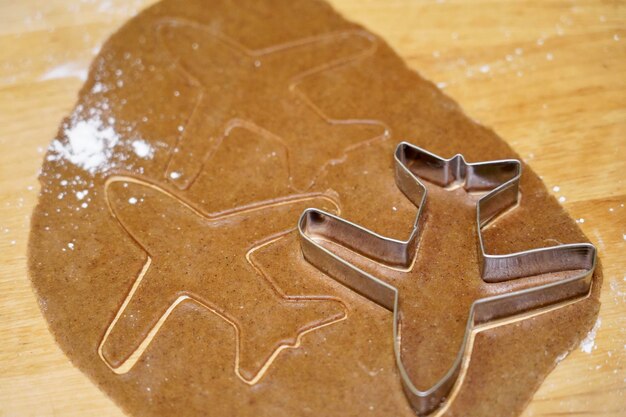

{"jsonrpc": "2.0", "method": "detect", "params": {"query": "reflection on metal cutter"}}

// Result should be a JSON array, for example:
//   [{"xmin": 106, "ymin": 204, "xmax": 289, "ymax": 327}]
[{"xmin": 298, "ymin": 142, "xmax": 596, "ymax": 415}]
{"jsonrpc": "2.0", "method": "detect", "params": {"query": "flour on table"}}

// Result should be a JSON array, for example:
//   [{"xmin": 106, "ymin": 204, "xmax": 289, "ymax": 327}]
[{"xmin": 40, "ymin": 62, "xmax": 88, "ymax": 81}]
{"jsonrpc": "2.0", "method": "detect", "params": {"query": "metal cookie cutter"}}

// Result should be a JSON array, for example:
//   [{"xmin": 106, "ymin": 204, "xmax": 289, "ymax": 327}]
[{"xmin": 297, "ymin": 142, "xmax": 596, "ymax": 415}]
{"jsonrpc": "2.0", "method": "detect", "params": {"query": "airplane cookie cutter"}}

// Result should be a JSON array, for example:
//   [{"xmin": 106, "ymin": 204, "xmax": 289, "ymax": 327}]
[{"xmin": 297, "ymin": 141, "xmax": 596, "ymax": 415}]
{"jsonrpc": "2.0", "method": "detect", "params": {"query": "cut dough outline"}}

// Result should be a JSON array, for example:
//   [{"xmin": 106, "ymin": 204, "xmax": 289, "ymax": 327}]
[{"xmin": 98, "ymin": 175, "xmax": 348, "ymax": 384}]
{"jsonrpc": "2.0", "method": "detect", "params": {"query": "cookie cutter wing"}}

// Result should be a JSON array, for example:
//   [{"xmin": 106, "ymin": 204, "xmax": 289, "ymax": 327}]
[{"xmin": 297, "ymin": 142, "xmax": 596, "ymax": 415}]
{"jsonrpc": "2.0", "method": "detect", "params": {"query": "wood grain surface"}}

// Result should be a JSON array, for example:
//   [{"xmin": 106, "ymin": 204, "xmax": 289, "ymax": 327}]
[{"xmin": 0, "ymin": 1, "xmax": 624, "ymax": 416}]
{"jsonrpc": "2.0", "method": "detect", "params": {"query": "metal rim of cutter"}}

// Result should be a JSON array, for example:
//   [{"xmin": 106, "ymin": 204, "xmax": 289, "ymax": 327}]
[{"xmin": 297, "ymin": 141, "xmax": 596, "ymax": 415}]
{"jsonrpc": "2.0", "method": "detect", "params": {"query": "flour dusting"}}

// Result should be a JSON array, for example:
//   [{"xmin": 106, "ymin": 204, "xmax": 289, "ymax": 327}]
[
  {"xmin": 132, "ymin": 139, "xmax": 154, "ymax": 158},
  {"xmin": 45, "ymin": 97, "xmax": 159, "ymax": 179},
  {"xmin": 580, "ymin": 317, "xmax": 601, "ymax": 354},
  {"xmin": 555, "ymin": 350, "xmax": 569, "ymax": 364},
  {"xmin": 47, "ymin": 112, "xmax": 120, "ymax": 174}
]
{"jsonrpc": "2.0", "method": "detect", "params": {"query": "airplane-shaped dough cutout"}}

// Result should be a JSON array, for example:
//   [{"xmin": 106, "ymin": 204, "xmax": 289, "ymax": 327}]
[
  {"xmin": 157, "ymin": 19, "xmax": 386, "ymax": 191},
  {"xmin": 99, "ymin": 177, "xmax": 346, "ymax": 383}
]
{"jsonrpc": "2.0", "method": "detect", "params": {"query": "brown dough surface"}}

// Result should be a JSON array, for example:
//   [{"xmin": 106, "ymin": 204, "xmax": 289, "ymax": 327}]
[{"xmin": 28, "ymin": 0, "xmax": 602, "ymax": 416}]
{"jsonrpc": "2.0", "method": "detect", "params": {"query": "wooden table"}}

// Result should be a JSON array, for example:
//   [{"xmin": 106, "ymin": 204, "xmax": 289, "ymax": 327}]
[{"xmin": 1, "ymin": 1, "xmax": 624, "ymax": 415}]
